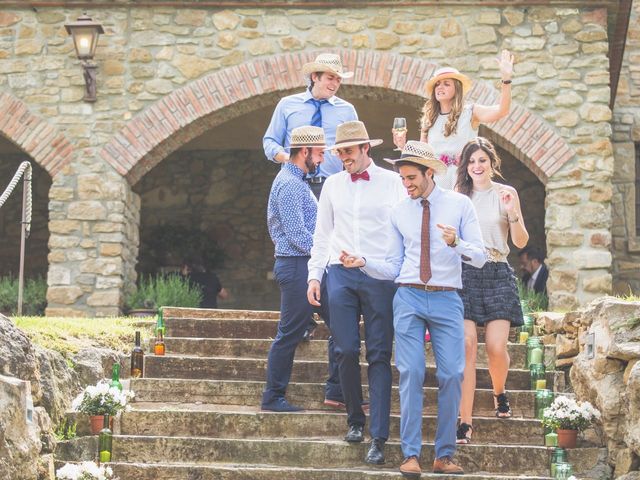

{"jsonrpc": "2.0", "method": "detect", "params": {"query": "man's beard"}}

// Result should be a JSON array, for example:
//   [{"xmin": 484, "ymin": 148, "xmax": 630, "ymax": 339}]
[{"xmin": 305, "ymin": 150, "xmax": 316, "ymax": 174}]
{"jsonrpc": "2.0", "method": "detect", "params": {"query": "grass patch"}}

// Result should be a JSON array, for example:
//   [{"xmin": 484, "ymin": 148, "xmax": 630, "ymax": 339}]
[
  {"xmin": 614, "ymin": 288, "xmax": 640, "ymax": 302},
  {"xmin": 13, "ymin": 316, "xmax": 154, "ymax": 358}
]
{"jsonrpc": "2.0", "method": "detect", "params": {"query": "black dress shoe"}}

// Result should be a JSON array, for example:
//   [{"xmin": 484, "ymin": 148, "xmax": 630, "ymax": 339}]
[
  {"xmin": 344, "ymin": 424, "xmax": 364, "ymax": 443},
  {"xmin": 302, "ymin": 324, "xmax": 317, "ymax": 342},
  {"xmin": 365, "ymin": 438, "xmax": 385, "ymax": 465},
  {"xmin": 261, "ymin": 398, "xmax": 304, "ymax": 412}
]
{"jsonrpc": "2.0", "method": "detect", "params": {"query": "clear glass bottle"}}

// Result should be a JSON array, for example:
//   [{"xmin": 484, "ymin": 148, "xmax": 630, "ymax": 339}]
[
  {"xmin": 130, "ymin": 330, "xmax": 144, "ymax": 378},
  {"xmin": 98, "ymin": 414, "xmax": 113, "ymax": 464},
  {"xmin": 109, "ymin": 363, "xmax": 122, "ymax": 391}
]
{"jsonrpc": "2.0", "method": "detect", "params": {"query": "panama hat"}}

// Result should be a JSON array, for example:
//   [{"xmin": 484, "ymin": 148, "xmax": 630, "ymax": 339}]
[
  {"xmin": 383, "ymin": 141, "xmax": 447, "ymax": 174},
  {"xmin": 286, "ymin": 125, "xmax": 327, "ymax": 149},
  {"xmin": 425, "ymin": 67, "xmax": 472, "ymax": 96},
  {"xmin": 302, "ymin": 53, "xmax": 354, "ymax": 79},
  {"xmin": 326, "ymin": 121, "xmax": 383, "ymax": 151}
]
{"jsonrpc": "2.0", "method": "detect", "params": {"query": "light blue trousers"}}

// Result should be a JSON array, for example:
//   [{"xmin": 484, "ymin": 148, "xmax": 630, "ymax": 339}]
[{"xmin": 393, "ymin": 287, "xmax": 465, "ymax": 459}]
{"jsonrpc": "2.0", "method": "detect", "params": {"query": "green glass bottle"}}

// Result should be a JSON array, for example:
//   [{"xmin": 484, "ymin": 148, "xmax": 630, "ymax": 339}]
[
  {"xmin": 550, "ymin": 447, "xmax": 567, "ymax": 477},
  {"xmin": 529, "ymin": 363, "xmax": 546, "ymax": 390},
  {"xmin": 526, "ymin": 337, "xmax": 544, "ymax": 368},
  {"xmin": 98, "ymin": 414, "xmax": 113, "ymax": 464},
  {"xmin": 109, "ymin": 363, "xmax": 123, "ymax": 391},
  {"xmin": 130, "ymin": 330, "xmax": 144, "ymax": 378},
  {"xmin": 535, "ymin": 388, "xmax": 554, "ymax": 420},
  {"xmin": 155, "ymin": 307, "xmax": 165, "ymax": 337}
]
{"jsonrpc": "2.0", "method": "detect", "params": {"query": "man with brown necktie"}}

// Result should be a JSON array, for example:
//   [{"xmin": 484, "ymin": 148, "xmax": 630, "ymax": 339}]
[{"xmin": 339, "ymin": 141, "xmax": 486, "ymax": 477}]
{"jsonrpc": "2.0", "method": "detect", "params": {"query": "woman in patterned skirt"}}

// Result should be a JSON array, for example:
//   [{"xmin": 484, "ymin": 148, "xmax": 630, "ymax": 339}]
[{"xmin": 454, "ymin": 137, "xmax": 529, "ymax": 443}]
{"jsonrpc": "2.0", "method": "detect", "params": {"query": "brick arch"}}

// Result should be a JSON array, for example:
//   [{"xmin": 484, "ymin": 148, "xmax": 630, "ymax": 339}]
[
  {"xmin": 100, "ymin": 50, "xmax": 573, "ymax": 186},
  {"xmin": 0, "ymin": 92, "xmax": 74, "ymax": 177}
]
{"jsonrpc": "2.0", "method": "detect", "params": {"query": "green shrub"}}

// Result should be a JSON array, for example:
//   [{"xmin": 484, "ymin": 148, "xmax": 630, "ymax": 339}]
[
  {"xmin": 517, "ymin": 279, "xmax": 548, "ymax": 312},
  {"xmin": 125, "ymin": 274, "xmax": 202, "ymax": 311},
  {"xmin": 0, "ymin": 276, "xmax": 47, "ymax": 316}
]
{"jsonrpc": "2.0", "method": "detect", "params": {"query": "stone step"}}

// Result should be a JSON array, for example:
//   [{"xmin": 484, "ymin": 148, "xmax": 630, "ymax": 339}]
[
  {"xmin": 163, "ymin": 317, "xmax": 523, "ymax": 345},
  {"xmin": 122, "ymin": 403, "xmax": 545, "ymax": 445},
  {"xmin": 105, "ymin": 436, "xmax": 601, "ymax": 476},
  {"xmin": 129, "ymin": 379, "xmax": 539, "ymax": 418},
  {"xmin": 163, "ymin": 307, "xmax": 281, "ymax": 319},
  {"xmin": 152, "ymin": 337, "xmax": 556, "ymax": 369},
  {"xmin": 109, "ymin": 462, "xmax": 555, "ymax": 480},
  {"xmin": 143, "ymin": 355, "xmax": 557, "ymax": 391}
]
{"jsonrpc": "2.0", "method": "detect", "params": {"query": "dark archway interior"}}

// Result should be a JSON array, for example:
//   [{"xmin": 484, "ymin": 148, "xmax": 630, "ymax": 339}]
[
  {"xmin": 0, "ymin": 134, "xmax": 51, "ymax": 279},
  {"xmin": 134, "ymin": 89, "xmax": 546, "ymax": 310}
]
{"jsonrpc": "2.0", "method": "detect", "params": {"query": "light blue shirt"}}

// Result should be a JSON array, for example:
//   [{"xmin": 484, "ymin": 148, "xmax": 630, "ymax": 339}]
[
  {"xmin": 267, "ymin": 163, "xmax": 317, "ymax": 257},
  {"xmin": 263, "ymin": 89, "xmax": 358, "ymax": 177},
  {"xmin": 363, "ymin": 185, "xmax": 486, "ymax": 289}
]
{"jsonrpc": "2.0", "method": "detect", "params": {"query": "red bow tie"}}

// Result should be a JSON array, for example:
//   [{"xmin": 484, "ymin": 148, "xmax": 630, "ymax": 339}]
[{"xmin": 350, "ymin": 171, "xmax": 370, "ymax": 182}]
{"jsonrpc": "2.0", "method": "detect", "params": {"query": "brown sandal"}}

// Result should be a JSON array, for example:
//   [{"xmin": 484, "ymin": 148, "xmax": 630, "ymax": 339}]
[{"xmin": 456, "ymin": 422, "xmax": 473, "ymax": 444}]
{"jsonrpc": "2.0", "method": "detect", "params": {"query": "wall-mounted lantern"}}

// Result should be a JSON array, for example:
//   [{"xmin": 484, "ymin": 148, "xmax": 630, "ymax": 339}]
[{"xmin": 64, "ymin": 13, "xmax": 104, "ymax": 103}]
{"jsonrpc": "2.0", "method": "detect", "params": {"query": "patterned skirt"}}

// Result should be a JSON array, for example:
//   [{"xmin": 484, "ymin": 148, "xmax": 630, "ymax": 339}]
[{"xmin": 460, "ymin": 261, "xmax": 524, "ymax": 326}]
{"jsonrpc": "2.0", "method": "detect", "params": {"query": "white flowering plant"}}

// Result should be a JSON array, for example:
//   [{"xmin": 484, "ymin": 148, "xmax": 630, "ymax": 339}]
[
  {"xmin": 71, "ymin": 380, "xmax": 134, "ymax": 416},
  {"xmin": 56, "ymin": 461, "xmax": 118, "ymax": 480},
  {"xmin": 542, "ymin": 396, "xmax": 600, "ymax": 432}
]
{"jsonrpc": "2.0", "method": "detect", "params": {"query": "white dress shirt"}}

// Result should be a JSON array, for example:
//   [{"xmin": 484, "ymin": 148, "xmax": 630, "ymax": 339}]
[
  {"xmin": 308, "ymin": 162, "xmax": 406, "ymax": 283},
  {"xmin": 362, "ymin": 185, "xmax": 486, "ymax": 288},
  {"xmin": 528, "ymin": 264, "xmax": 542, "ymax": 290}
]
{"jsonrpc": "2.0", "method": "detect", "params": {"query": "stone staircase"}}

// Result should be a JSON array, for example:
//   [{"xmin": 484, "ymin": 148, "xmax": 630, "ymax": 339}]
[{"xmin": 59, "ymin": 307, "xmax": 604, "ymax": 479}]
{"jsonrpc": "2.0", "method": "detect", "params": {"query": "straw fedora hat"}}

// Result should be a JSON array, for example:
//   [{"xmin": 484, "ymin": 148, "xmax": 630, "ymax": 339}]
[
  {"xmin": 425, "ymin": 67, "xmax": 472, "ymax": 96},
  {"xmin": 286, "ymin": 125, "xmax": 327, "ymax": 149},
  {"xmin": 383, "ymin": 141, "xmax": 446, "ymax": 174},
  {"xmin": 327, "ymin": 121, "xmax": 383, "ymax": 151},
  {"xmin": 302, "ymin": 53, "xmax": 354, "ymax": 79}
]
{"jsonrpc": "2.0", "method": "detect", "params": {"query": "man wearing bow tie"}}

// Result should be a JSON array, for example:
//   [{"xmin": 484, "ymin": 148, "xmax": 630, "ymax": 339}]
[{"xmin": 307, "ymin": 121, "xmax": 406, "ymax": 465}]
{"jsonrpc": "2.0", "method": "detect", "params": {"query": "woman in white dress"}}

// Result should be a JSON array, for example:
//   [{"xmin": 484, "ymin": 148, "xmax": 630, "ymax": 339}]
[{"xmin": 393, "ymin": 49, "xmax": 515, "ymax": 190}]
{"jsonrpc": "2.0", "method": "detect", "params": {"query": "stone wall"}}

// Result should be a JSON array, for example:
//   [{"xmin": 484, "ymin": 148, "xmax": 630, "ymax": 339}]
[
  {"xmin": 0, "ymin": 3, "xmax": 618, "ymax": 315},
  {"xmin": 0, "ymin": 154, "xmax": 50, "ymax": 278},
  {"xmin": 135, "ymin": 149, "xmax": 280, "ymax": 310},
  {"xmin": 612, "ymin": 0, "xmax": 640, "ymax": 295}
]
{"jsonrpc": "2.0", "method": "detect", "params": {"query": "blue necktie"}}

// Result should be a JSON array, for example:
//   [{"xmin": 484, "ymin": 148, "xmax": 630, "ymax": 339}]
[{"xmin": 310, "ymin": 99, "xmax": 328, "ymax": 128}]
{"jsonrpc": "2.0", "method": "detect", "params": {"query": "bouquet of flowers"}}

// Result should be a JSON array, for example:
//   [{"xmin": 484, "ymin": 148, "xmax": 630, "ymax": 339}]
[
  {"xmin": 71, "ymin": 380, "xmax": 134, "ymax": 416},
  {"xmin": 56, "ymin": 461, "xmax": 118, "ymax": 480},
  {"xmin": 541, "ymin": 395, "xmax": 600, "ymax": 432}
]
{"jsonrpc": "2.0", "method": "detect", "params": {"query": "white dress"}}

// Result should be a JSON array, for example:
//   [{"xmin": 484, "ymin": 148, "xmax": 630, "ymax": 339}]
[{"xmin": 426, "ymin": 104, "xmax": 478, "ymax": 190}]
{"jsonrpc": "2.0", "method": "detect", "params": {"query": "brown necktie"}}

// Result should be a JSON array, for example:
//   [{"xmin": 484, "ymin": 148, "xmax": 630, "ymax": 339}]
[{"xmin": 420, "ymin": 199, "xmax": 432, "ymax": 284}]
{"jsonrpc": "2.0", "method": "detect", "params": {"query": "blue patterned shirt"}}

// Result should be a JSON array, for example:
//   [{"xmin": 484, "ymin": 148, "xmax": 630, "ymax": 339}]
[
  {"xmin": 263, "ymin": 89, "xmax": 358, "ymax": 176},
  {"xmin": 267, "ymin": 162, "xmax": 317, "ymax": 256}
]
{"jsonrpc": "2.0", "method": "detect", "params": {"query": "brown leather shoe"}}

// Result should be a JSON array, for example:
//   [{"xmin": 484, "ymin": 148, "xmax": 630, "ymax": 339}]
[
  {"xmin": 433, "ymin": 455, "xmax": 464, "ymax": 474},
  {"xmin": 399, "ymin": 455, "xmax": 421, "ymax": 478}
]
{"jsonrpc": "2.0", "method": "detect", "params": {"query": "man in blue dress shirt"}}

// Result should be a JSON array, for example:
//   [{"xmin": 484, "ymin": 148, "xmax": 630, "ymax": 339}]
[
  {"xmin": 264, "ymin": 52, "xmax": 358, "ymax": 391},
  {"xmin": 340, "ymin": 141, "xmax": 487, "ymax": 477},
  {"xmin": 307, "ymin": 121, "xmax": 406, "ymax": 466},
  {"xmin": 262, "ymin": 126, "xmax": 336, "ymax": 412}
]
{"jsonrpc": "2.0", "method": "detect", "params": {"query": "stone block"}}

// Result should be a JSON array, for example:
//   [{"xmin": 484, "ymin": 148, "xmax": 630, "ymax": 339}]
[
  {"xmin": 556, "ymin": 334, "xmax": 579, "ymax": 358},
  {"xmin": 547, "ymin": 230, "xmax": 584, "ymax": 247},
  {"xmin": 78, "ymin": 174, "xmax": 125, "ymax": 201},
  {"xmin": 549, "ymin": 292, "xmax": 579, "ymax": 311},
  {"xmin": 573, "ymin": 250, "xmax": 612, "ymax": 269},
  {"xmin": 172, "ymin": 53, "xmax": 218, "ymax": 79},
  {"xmin": 212, "ymin": 10, "xmax": 240, "ymax": 30},
  {"xmin": 47, "ymin": 286, "xmax": 83, "ymax": 304},
  {"xmin": 67, "ymin": 201, "xmax": 107, "ymax": 221},
  {"xmin": 337, "ymin": 19, "xmax": 364, "ymax": 34},
  {"xmin": 582, "ymin": 273, "xmax": 612, "ymax": 294},
  {"xmin": 265, "ymin": 16, "xmax": 290, "ymax": 35},
  {"xmin": 100, "ymin": 243, "xmax": 123, "ymax": 257},
  {"xmin": 548, "ymin": 269, "xmax": 578, "ymax": 292},
  {"xmin": 576, "ymin": 203, "xmax": 610, "ymax": 229},
  {"xmin": 86, "ymin": 290, "xmax": 121, "ymax": 307},
  {"xmin": 466, "ymin": 26, "xmax": 496, "ymax": 46},
  {"xmin": 374, "ymin": 31, "xmax": 400, "ymax": 50},
  {"xmin": 590, "ymin": 232, "xmax": 611, "ymax": 248},
  {"xmin": 175, "ymin": 9, "xmax": 207, "ymax": 26},
  {"xmin": 49, "ymin": 220, "xmax": 81, "ymax": 234},
  {"xmin": 217, "ymin": 32, "xmax": 237, "ymax": 49},
  {"xmin": 47, "ymin": 266, "xmax": 71, "ymax": 286},
  {"xmin": 503, "ymin": 8, "xmax": 524, "ymax": 26}
]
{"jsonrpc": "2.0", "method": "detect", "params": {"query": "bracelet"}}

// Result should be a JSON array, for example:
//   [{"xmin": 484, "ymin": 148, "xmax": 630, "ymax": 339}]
[
  {"xmin": 362, "ymin": 256, "xmax": 367, "ymax": 266},
  {"xmin": 508, "ymin": 215, "xmax": 519, "ymax": 224},
  {"xmin": 501, "ymin": 79, "xmax": 512, "ymax": 85}
]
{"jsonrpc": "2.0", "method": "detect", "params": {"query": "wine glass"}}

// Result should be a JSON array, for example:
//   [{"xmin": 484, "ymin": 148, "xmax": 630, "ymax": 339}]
[{"xmin": 392, "ymin": 117, "xmax": 407, "ymax": 151}]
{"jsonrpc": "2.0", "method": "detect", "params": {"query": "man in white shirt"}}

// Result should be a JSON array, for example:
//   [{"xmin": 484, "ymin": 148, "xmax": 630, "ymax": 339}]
[
  {"xmin": 518, "ymin": 246, "xmax": 548, "ymax": 296},
  {"xmin": 307, "ymin": 121, "xmax": 406, "ymax": 466},
  {"xmin": 340, "ymin": 141, "xmax": 486, "ymax": 477}
]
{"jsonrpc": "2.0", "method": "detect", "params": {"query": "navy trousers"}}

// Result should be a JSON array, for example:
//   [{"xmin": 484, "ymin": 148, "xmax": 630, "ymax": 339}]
[
  {"xmin": 326, "ymin": 265, "xmax": 396, "ymax": 440},
  {"xmin": 262, "ymin": 256, "xmax": 342, "ymax": 406}
]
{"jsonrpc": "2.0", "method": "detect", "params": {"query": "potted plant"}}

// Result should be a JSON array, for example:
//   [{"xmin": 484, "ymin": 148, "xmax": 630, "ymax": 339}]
[
  {"xmin": 56, "ymin": 461, "xmax": 118, "ymax": 479},
  {"xmin": 541, "ymin": 396, "xmax": 600, "ymax": 448},
  {"xmin": 71, "ymin": 380, "xmax": 135, "ymax": 434}
]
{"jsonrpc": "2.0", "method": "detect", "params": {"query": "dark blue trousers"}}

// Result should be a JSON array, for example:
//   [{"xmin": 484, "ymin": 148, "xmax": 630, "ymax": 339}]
[
  {"xmin": 326, "ymin": 265, "xmax": 396, "ymax": 440},
  {"xmin": 262, "ymin": 256, "xmax": 342, "ymax": 406}
]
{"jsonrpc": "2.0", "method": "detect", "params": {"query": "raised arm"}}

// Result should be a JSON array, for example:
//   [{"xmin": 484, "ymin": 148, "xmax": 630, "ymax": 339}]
[{"xmin": 472, "ymin": 49, "xmax": 513, "ymax": 125}]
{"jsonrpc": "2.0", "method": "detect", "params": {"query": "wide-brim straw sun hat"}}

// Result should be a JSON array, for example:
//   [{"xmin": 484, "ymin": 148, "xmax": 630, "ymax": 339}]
[
  {"xmin": 383, "ymin": 140, "xmax": 447, "ymax": 174},
  {"xmin": 425, "ymin": 67, "xmax": 472, "ymax": 96},
  {"xmin": 326, "ymin": 121, "xmax": 383, "ymax": 151},
  {"xmin": 302, "ymin": 53, "xmax": 354, "ymax": 79},
  {"xmin": 286, "ymin": 125, "xmax": 327, "ymax": 149}
]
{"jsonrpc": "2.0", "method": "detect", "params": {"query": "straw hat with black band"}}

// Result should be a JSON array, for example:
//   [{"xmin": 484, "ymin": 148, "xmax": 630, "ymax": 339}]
[
  {"xmin": 326, "ymin": 121, "xmax": 383, "ymax": 152},
  {"xmin": 285, "ymin": 126, "xmax": 327, "ymax": 150}
]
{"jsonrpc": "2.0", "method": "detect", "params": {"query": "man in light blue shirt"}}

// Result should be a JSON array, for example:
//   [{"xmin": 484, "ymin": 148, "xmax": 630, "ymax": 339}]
[
  {"xmin": 263, "ymin": 53, "xmax": 358, "ymax": 197},
  {"xmin": 340, "ymin": 141, "xmax": 486, "ymax": 477}
]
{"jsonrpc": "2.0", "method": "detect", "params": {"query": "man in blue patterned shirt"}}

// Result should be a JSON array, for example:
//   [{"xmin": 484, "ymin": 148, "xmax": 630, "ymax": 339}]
[{"xmin": 262, "ymin": 126, "xmax": 338, "ymax": 412}]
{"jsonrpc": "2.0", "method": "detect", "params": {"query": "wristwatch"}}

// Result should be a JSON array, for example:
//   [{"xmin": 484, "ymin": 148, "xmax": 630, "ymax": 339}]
[{"xmin": 449, "ymin": 234, "xmax": 460, "ymax": 248}]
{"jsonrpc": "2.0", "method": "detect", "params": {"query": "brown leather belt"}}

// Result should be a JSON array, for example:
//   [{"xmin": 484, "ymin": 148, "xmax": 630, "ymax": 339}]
[{"xmin": 399, "ymin": 283, "xmax": 457, "ymax": 292}]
